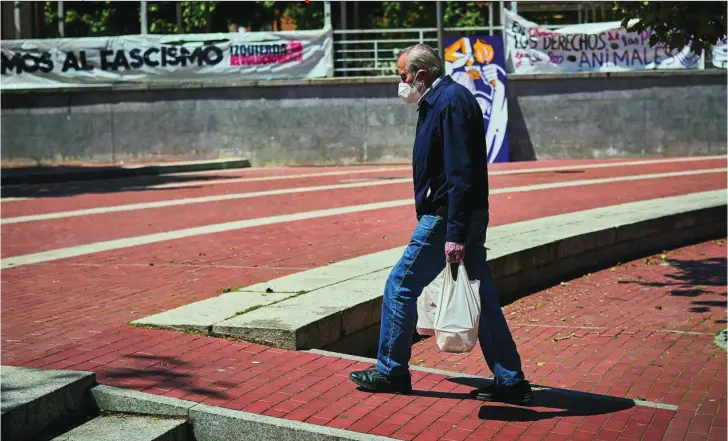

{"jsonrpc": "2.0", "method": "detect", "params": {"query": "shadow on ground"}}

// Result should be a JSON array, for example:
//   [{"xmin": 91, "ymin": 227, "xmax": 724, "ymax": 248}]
[
  {"xmin": 101, "ymin": 353, "xmax": 237, "ymax": 399},
  {"xmin": 1, "ymin": 171, "xmax": 246, "ymax": 199},
  {"xmin": 448, "ymin": 377, "xmax": 635, "ymax": 422},
  {"xmin": 355, "ymin": 376, "xmax": 635, "ymax": 422},
  {"xmin": 619, "ymin": 254, "xmax": 727, "ymax": 313}
]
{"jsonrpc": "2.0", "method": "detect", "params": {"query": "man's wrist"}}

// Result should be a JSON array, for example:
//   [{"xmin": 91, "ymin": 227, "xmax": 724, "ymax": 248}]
[{"xmin": 446, "ymin": 230, "xmax": 466, "ymax": 243}]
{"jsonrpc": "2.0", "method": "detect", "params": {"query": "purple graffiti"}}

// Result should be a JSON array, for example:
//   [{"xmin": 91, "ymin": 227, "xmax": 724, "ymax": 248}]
[
  {"xmin": 639, "ymin": 30, "xmax": 652, "ymax": 46},
  {"xmin": 514, "ymin": 51, "xmax": 542, "ymax": 68},
  {"xmin": 547, "ymin": 51, "xmax": 564, "ymax": 65},
  {"xmin": 675, "ymin": 47, "xmax": 700, "ymax": 68},
  {"xmin": 621, "ymin": 35, "xmax": 640, "ymax": 46}
]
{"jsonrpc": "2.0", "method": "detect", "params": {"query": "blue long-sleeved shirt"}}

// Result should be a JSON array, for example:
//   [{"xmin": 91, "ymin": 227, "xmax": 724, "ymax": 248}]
[{"xmin": 412, "ymin": 75, "xmax": 490, "ymax": 243}]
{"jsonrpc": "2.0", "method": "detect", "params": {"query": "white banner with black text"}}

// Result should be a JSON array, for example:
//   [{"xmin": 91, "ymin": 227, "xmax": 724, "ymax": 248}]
[
  {"xmin": 504, "ymin": 10, "xmax": 704, "ymax": 74},
  {"xmin": 1, "ymin": 27, "xmax": 333, "ymax": 89}
]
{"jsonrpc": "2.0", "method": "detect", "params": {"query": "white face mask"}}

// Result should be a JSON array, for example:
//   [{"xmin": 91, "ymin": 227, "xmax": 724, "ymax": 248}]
[{"xmin": 398, "ymin": 80, "xmax": 424, "ymax": 104}]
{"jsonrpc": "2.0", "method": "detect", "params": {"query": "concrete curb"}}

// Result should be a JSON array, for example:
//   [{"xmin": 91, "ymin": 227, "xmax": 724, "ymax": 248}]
[
  {"xmin": 49, "ymin": 414, "xmax": 188, "ymax": 441},
  {"xmin": 489, "ymin": 205, "xmax": 727, "ymax": 303},
  {"xmin": 90, "ymin": 385, "xmax": 398, "ymax": 441},
  {"xmin": 1, "ymin": 69, "xmax": 722, "ymax": 95},
  {"xmin": 716, "ymin": 328, "xmax": 728, "ymax": 352},
  {"xmin": 307, "ymin": 349, "xmax": 681, "ymax": 411},
  {"xmin": 0, "ymin": 158, "xmax": 251, "ymax": 186},
  {"xmin": 134, "ymin": 190, "xmax": 727, "ymax": 354}
]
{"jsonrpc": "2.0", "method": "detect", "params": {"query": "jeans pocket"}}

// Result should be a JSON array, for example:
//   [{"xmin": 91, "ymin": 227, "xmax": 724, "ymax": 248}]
[{"xmin": 417, "ymin": 214, "xmax": 440, "ymax": 231}]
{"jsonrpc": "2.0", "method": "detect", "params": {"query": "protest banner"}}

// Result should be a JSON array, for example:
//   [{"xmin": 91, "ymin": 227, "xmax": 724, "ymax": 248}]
[
  {"xmin": 1, "ymin": 27, "xmax": 333, "ymax": 89},
  {"xmin": 712, "ymin": 37, "xmax": 727, "ymax": 68},
  {"xmin": 444, "ymin": 36, "xmax": 509, "ymax": 163},
  {"xmin": 504, "ymin": 10, "xmax": 704, "ymax": 74}
]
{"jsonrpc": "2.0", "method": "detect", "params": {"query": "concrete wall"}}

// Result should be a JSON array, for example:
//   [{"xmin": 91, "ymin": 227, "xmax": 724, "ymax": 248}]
[
  {"xmin": 507, "ymin": 70, "xmax": 727, "ymax": 161},
  {"xmin": 2, "ymin": 70, "xmax": 726, "ymax": 166}
]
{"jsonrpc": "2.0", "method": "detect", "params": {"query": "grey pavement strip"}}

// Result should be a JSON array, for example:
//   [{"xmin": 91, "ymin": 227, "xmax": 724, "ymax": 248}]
[
  {"xmin": 654, "ymin": 329, "xmax": 716, "ymax": 336},
  {"xmin": 1, "ymin": 166, "xmax": 723, "ymax": 225},
  {"xmin": 511, "ymin": 323, "xmax": 608, "ymax": 330},
  {"xmin": 36, "ymin": 262, "xmax": 313, "ymax": 270},
  {"xmin": 1, "ymin": 178, "xmax": 409, "ymax": 224},
  {"xmin": 134, "ymin": 166, "xmax": 411, "ymax": 190},
  {"xmin": 162, "ymin": 165, "xmax": 408, "ymax": 178},
  {"xmin": 0, "ymin": 199, "xmax": 410, "ymax": 270},
  {"xmin": 135, "ymin": 155, "xmax": 728, "ymax": 190},
  {"xmin": 511, "ymin": 323, "xmax": 715, "ymax": 335},
  {"xmin": 133, "ymin": 190, "xmax": 724, "ymax": 341},
  {"xmin": 488, "ymin": 154, "xmax": 726, "ymax": 175},
  {"xmin": 306, "ymin": 349, "xmax": 681, "ymax": 412},
  {"xmin": 0, "ymin": 156, "xmax": 723, "ymax": 201},
  {"xmin": 2, "ymin": 171, "xmax": 724, "ymax": 269},
  {"xmin": 0, "ymin": 165, "xmax": 410, "ymax": 195}
]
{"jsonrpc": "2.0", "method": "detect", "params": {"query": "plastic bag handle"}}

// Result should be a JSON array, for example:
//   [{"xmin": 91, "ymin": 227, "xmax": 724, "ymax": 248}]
[
  {"xmin": 446, "ymin": 263, "xmax": 455, "ymax": 282},
  {"xmin": 449, "ymin": 262, "xmax": 467, "ymax": 281}
]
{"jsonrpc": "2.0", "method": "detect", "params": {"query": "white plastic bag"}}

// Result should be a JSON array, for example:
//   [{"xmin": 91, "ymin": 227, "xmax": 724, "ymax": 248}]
[
  {"xmin": 433, "ymin": 263, "xmax": 481, "ymax": 353},
  {"xmin": 415, "ymin": 269, "xmax": 444, "ymax": 336}
]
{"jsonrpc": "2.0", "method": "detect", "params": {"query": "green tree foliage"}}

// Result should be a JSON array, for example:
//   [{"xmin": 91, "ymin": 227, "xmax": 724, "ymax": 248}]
[
  {"xmin": 148, "ymin": 2, "xmax": 178, "ymax": 34},
  {"xmin": 613, "ymin": 1, "xmax": 727, "ymax": 54},
  {"xmin": 43, "ymin": 1, "xmax": 139, "ymax": 37},
  {"xmin": 283, "ymin": 1, "xmax": 325, "ymax": 30},
  {"xmin": 180, "ymin": 1, "xmax": 216, "ymax": 33},
  {"xmin": 42, "ymin": 1, "xmax": 500, "ymax": 37},
  {"xmin": 445, "ymin": 2, "xmax": 492, "ymax": 28},
  {"xmin": 375, "ymin": 1, "xmax": 491, "ymax": 29}
]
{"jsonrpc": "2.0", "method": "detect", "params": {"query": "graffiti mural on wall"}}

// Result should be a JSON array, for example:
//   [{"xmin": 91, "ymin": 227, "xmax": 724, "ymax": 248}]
[{"xmin": 444, "ymin": 36, "xmax": 509, "ymax": 163}]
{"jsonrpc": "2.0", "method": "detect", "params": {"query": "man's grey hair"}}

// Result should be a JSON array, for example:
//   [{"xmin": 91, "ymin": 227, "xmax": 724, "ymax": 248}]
[{"xmin": 399, "ymin": 44, "xmax": 444, "ymax": 77}]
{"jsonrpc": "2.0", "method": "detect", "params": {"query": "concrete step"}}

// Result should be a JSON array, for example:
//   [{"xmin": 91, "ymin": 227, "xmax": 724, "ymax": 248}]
[
  {"xmin": 1, "ymin": 158, "xmax": 251, "ymax": 186},
  {"xmin": 134, "ymin": 190, "xmax": 727, "ymax": 353},
  {"xmin": 1, "ymin": 366, "xmax": 96, "ymax": 441},
  {"xmin": 90, "ymin": 384, "xmax": 398, "ymax": 441},
  {"xmin": 50, "ymin": 414, "xmax": 188, "ymax": 441},
  {"xmin": 3, "ymin": 366, "xmax": 392, "ymax": 441}
]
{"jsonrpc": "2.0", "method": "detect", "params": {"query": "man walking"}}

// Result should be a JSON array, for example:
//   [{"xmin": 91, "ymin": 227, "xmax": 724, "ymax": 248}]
[{"xmin": 349, "ymin": 44, "xmax": 532, "ymax": 405}]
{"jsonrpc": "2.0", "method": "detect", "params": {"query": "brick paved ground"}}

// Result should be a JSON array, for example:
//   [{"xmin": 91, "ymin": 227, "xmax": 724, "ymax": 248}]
[{"xmin": 2, "ymin": 158, "xmax": 726, "ymax": 441}]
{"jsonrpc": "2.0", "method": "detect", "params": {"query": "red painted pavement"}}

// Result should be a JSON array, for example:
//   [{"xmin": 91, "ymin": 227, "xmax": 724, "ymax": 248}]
[
  {"xmin": 2, "ymin": 172, "xmax": 725, "ymax": 360},
  {"xmin": 5, "ymin": 242, "xmax": 726, "ymax": 441},
  {"xmin": 3, "ymin": 162, "xmax": 725, "ymax": 257},
  {"xmin": 1, "ymin": 167, "xmax": 412, "ymax": 217},
  {"xmin": 2, "ymin": 161, "xmax": 726, "ymax": 441},
  {"xmin": 3, "ymin": 158, "xmax": 723, "ymax": 219}
]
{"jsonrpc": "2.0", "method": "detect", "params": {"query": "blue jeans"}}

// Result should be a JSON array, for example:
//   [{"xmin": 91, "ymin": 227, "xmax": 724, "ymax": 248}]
[{"xmin": 376, "ymin": 212, "xmax": 525, "ymax": 386}]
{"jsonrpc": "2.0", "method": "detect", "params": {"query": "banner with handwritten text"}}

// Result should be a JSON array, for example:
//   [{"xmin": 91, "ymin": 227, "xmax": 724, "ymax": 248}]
[
  {"xmin": 504, "ymin": 10, "xmax": 704, "ymax": 74},
  {"xmin": 1, "ymin": 27, "xmax": 333, "ymax": 89},
  {"xmin": 712, "ymin": 37, "xmax": 727, "ymax": 68}
]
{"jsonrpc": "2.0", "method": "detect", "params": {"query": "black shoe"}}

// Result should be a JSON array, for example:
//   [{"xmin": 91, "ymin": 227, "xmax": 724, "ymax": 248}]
[
  {"xmin": 469, "ymin": 380, "xmax": 533, "ymax": 405},
  {"xmin": 349, "ymin": 368, "xmax": 413, "ymax": 394}
]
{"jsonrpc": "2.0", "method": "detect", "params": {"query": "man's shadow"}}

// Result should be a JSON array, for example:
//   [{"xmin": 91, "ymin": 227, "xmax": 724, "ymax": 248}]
[{"xmin": 400, "ymin": 377, "xmax": 635, "ymax": 422}]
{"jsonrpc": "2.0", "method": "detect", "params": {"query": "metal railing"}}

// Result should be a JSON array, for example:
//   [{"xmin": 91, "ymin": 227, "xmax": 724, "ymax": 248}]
[
  {"xmin": 334, "ymin": 26, "xmax": 506, "ymax": 76},
  {"xmin": 331, "ymin": 1, "xmax": 618, "ymax": 77},
  {"xmin": 334, "ymin": 2, "xmax": 506, "ymax": 76}
]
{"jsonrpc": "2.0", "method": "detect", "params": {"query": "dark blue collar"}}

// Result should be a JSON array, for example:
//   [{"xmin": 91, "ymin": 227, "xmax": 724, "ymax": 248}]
[{"xmin": 419, "ymin": 75, "xmax": 451, "ymax": 110}]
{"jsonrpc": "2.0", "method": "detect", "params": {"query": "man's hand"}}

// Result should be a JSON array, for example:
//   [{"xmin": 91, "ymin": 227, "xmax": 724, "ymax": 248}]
[{"xmin": 445, "ymin": 242, "xmax": 465, "ymax": 263}]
